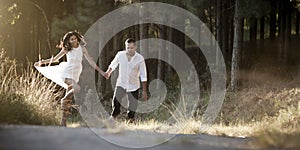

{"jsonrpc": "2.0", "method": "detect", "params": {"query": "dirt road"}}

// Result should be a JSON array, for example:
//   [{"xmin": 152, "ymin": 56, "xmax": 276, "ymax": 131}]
[{"xmin": 0, "ymin": 125, "xmax": 261, "ymax": 150}]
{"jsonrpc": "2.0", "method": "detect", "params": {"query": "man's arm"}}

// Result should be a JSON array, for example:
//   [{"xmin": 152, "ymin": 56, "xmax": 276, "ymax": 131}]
[
  {"xmin": 105, "ymin": 68, "xmax": 113, "ymax": 79},
  {"xmin": 142, "ymin": 81, "xmax": 148, "ymax": 101},
  {"xmin": 140, "ymin": 59, "xmax": 148, "ymax": 101},
  {"xmin": 105, "ymin": 52, "xmax": 120, "ymax": 79}
]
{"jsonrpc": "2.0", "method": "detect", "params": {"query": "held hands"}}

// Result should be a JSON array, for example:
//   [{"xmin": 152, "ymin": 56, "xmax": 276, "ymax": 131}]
[
  {"xmin": 97, "ymin": 71, "xmax": 109, "ymax": 79},
  {"xmin": 103, "ymin": 72, "xmax": 110, "ymax": 79},
  {"xmin": 99, "ymin": 71, "xmax": 109, "ymax": 79},
  {"xmin": 103, "ymin": 69, "xmax": 112, "ymax": 80}
]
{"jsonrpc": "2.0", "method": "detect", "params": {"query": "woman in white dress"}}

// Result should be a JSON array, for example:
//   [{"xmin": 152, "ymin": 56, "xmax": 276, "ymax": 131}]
[{"xmin": 34, "ymin": 31, "xmax": 105, "ymax": 126}]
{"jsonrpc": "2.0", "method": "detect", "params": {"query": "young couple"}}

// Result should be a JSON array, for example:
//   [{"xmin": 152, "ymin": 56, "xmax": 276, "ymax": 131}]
[{"xmin": 35, "ymin": 31, "xmax": 147, "ymax": 127}]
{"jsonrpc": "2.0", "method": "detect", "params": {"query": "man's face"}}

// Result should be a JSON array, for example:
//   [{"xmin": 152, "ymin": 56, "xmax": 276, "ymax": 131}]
[{"xmin": 126, "ymin": 42, "xmax": 136, "ymax": 54}]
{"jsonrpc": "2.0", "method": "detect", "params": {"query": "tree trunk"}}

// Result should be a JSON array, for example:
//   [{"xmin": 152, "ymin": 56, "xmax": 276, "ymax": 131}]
[
  {"xmin": 172, "ymin": 26, "xmax": 185, "ymax": 51},
  {"xmin": 229, "ymin": 15, "xmax": 234, "ymax": 64},
  {"xmin": 167, "ymin": 27, "xmax": 173, "ymax": 74},
  {"xmin": 230, "ymin": 0, "xmax": 243, "ymax": 91},
  {"xmin": 131, "ymin": 26, "xmax": 136, "ymax": 39},
  {"xmin": 222, "ymin": 0, "xmax": 229, "ymax": 61},
  {"xmin": 283, "ymin": 2, "xmax": 292, "ymax": 64},
  {"xmin": 286, "ymin": 5, "xmax": 292, "ymax": 40},
  {"xmin": 279, "ymin": 0, "xmax": 287, "ymax": 63},
  {"xmin": 197, "ymin": 8, "xmax": 206, "ymax": 48},
  {"xmin": 270, "ymin": 0, "xmax": 277, "ymax": 40},
  {"xmin": 29, "ymin": 1, "xmax": 52, "ymax": 54},
  {"xmin": 19, "ymin": 15, "xmax": 26, "ymax": 63},
  {"xmin": 113, "ymin": 33, "xmax": 119, "ymax": 52},
  {"xmin": 249, "ymin": 17, "xmax": 257, "ymax": 47},
  {"xmin": 259, "ymin": 17, "xmax": 265, "ymax": 50},
  {"xmin": 31, "ymin": 7, "xmax": 41, "ymax": 61},
  {"xmin": 135, "ymin": 24, "xmax": 140, "ymax": 42},
  {"xmin": 279, "ymin": 0, "xmax": 286, "ymax": 39},
  {"xmin": 10, "ymin": 36, "xmax": 16, "ymax": 58},
  {"xmin": 296, "ymin": 11, "xmax": 300, "ymax": 35},
  {"xmin": 139, "ymin": 6, "xmax": 148, "ymax": 57},
  {"xmin": 209, "ymin": 6, "xmax": 214, "ymax": 52},
  {"xmin": 216, "ymin": 0, "xmax": 223, "ymax": 50},
  {"xmin": 208, "ymin": 6, "xmax": 218, "ymax": 64},
  {"xmin": 157, "ymin": 25, "xmax": 167, "ymax": 89}
]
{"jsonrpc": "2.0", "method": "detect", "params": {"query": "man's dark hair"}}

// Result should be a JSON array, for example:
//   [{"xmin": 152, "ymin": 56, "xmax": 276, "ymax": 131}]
[{"xmin": 125, "ymin": 38, "xmax": 135, "ymax": 44}]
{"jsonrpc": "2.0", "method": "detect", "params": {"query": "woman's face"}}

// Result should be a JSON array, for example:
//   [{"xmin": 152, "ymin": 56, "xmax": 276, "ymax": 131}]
[{"xmin": 69, "ymin": 35, "xmax": 79, "ymax": 47}]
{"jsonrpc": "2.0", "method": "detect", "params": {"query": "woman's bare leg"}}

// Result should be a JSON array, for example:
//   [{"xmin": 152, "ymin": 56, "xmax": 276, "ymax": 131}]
[{"xmin": 60, "ymin": 78, "xmax": 80, "ymax": 127}]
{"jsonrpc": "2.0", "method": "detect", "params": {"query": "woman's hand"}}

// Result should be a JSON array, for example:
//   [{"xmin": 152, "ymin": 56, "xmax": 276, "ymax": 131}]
[
  {"xmin": 103, "ymin": 72, "xmax": 110, "ymax": 79},
  {"xmin": 34, "ymin": 60, "xmax": 42, "ymax": 67},
  {"xmin": 103, "ymin": 69, "xmax": 113, "ymax": 80},
  {"xmin": 56, "ymin": 41, "xmax": 64, "ymax": 49},
  {"xmin": 80, "ymin": 36, "xmax": 87, "ymax": 46}
]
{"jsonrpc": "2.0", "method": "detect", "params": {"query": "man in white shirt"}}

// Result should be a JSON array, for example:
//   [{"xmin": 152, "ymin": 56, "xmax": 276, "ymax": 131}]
[{"xmin": 104, "ymin": 38, "xmax": 148, "ymax": 122}]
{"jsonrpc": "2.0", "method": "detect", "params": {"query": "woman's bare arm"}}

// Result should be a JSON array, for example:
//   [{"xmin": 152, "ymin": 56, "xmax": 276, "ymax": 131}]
[
  {"xmin": 35, "ymin": 49, "xmax": 67, "ymax": 66},
  {"xmin": 82, "ymin": 46, "xmax": 106, "ymax": 76},
  {"xmin": 42, "ymin": 49, "xmax": 67, "ymax": 63}
]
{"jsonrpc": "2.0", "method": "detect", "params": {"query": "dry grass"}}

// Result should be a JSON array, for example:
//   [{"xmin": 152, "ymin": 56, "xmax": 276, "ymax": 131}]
[
  {"xmin": 255, "ymin": 128, "xmax": 300, "ymax": 149},
  {"xmin": 214, "ymin": 67, "xmax": 300, "ymax": 149},
  {"xmin": 103, "ymin": 66, "xmax": 300, "ymax": 149},
  {"xmin": 0, "ymin": 50, "xmax": 62, "ymax": 125},
  {"xmin": 2, "ymin": 48, "xmax": 300, "ymax": 148}
]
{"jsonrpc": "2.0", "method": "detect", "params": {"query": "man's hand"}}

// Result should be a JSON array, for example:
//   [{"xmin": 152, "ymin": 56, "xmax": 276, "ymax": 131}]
[
  {"xmin": 104, "ymin": 68, "xmax": 112, "ymax": 79},
  {"xmin": 103, "ymin": 72, "xmax": 110, "ymax": 79}
]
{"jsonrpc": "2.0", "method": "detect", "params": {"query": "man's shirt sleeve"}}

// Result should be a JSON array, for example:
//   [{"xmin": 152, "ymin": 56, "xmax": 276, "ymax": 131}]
[
  {"xmin": 108, "ymin": 52, "xmax": 120, "ymax": 71},
  {"xmin": 139, "ymin": 58, "xmax": 147, "ymax": 82}
]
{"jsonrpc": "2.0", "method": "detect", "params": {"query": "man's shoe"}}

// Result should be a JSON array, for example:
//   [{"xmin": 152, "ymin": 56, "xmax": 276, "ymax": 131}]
[
  {"xmin": 104, "ymin": 116, "xmax": 116, "ymax": 128},
  {"xmin": 126, "ymin": 117, "xmax": 135, "ymax": 124}
]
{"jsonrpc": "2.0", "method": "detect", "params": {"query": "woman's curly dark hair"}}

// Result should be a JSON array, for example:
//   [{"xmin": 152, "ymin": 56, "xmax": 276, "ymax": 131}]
[{"xmin": 57, "ymin": 31, "xmax": 82, "ymax": 51}]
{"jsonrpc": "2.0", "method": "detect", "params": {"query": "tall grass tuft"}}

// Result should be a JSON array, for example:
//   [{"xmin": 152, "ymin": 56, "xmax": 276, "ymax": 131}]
[{"xmin": 0, "ymin": 50, "xmax": 62, "ymax": 125}]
